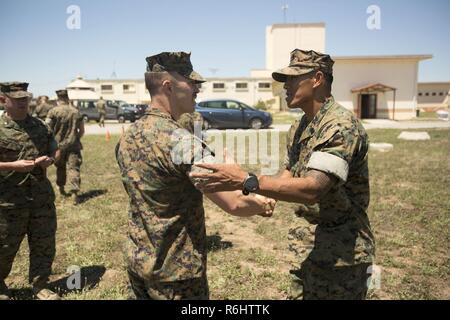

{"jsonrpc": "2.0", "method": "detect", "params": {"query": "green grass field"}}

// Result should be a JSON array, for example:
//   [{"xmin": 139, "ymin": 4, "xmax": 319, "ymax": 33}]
[{"xmin": 5, "ymin": 128, "xmax": 450, "ymax": 300}]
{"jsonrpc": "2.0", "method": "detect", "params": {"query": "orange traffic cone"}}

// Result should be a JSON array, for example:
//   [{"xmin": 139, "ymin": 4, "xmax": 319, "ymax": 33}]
[{"xmin": 105, "ymin": 129, "xmax": 111, "ymax": 142}]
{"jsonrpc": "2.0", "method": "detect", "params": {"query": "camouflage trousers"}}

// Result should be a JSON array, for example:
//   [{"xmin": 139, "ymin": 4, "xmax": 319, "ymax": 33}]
[
  {"xmin": 0, "ymin": 202, "xmax": 57, "ymax": 287},
  {"xmin": 289, "ymin": 259, "xmax": 371, "ymax": 300},
  {"xmin": 99, "ymin": 113, "xmax": 105, "ymax": 127},
  {"xmin": 55, "ymin": 150, "xmax": 82, "ymax": 193},
  {"xmin": 127, "ymin": 270, "xmax": 209, "ymax": 300}
]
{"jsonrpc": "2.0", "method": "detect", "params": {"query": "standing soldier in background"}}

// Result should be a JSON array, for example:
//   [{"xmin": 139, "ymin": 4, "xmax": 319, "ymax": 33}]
[
  {"xmin": 46, "ymin": 89, "xmax": 84, "ymax": 205},
  {"xmin": 33, "ymin": 96, "xmax": 53, "ymax": 121},
  {"xmin": 28, "ymin": 96, "xmax": 37, "ymax": 116},
  {"xmin": 96, "ymin": 96, "xmax": 106, "ymax": 127},
  {"xmin": 0, "ymin": 82, "xmax": 60, "ymax": 300}
]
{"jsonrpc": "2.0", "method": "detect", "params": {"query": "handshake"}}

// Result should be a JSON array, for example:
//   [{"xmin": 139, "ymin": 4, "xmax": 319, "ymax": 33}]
[{"xmin": 253, "ymin": 194, "xmax": 277, "ymax": 218}]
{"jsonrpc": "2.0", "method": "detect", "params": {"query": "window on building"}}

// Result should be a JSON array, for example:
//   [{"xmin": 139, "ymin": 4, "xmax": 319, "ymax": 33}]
[
  {"xmin": 236, "ymin": 82, "xmax": 248, "ymax": 90},
  {"xmin": 258, "ymin": 82, "xmax": 271, "ymax": 90},
  {"xmin": 418, "ymin": 93, "xmax": 423, "ymax": 96},
  {"xmin": 213, "ymin": 83, "xmax": 225, "ymax": 90},
  {"xmin": 123, "ymin": 84, "xmax": 136, "ymax": 93},
  {"xmin": 439, "ymin": 92, "xmax": 444, "ymax": 96},
  {"xmin": 432, "ymin": 92, "xmax": 436, "ymax": 96},
  {"xmin": 425, "ymin": 93, "xmax": 429, "ymax": 96},
  {"xmin": 101, "ymin": 84, "xmax": 113, "ymax": 93}
]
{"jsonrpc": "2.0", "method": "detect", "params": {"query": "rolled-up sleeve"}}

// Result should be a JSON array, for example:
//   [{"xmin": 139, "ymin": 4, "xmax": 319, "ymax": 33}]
[{"xmin": 307, "ymin": 127, "xmax": 361, "ymax": 183}]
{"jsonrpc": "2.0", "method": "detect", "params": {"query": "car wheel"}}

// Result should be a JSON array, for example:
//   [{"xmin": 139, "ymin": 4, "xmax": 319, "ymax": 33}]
[
  {"xmin": 203, "ymin": 119, "xmax": 210, "ymax": 130},
  {"xmin": 118, "ymin": 115, "xmax": 125, "ymax": 123},
  {"xmin": 250, "ymin": 118, "xmax": 263, "ymax": 129},
  {"xmin": 82, "ymin": 115, "xmax": 89, "ymax": 123}
]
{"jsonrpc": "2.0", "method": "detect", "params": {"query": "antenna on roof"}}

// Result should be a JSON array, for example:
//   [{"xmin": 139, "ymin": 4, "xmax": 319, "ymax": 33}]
[
  {"xmin": 111, "ymin": 60, "xmax": 117, "ymax": 79},
  {"xmin": 281, "ymin": 4, "xmax": 289, "ymax": 23}
]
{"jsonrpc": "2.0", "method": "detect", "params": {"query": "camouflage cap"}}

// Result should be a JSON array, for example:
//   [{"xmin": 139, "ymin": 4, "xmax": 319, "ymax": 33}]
[
  {"xmin": 146, "ymin": 51, "xmax": 206, "ymax": 84},
  {"xmin": 0, "ymin": 82, "xmax": 32, "ymax": 99},
  {"xmin": 56, "ymin": 89, "xmax": 69, "ymax": 99},
  {"xmin": 272, "ymin": 49, "xmax": 334, "ymax": 83}
]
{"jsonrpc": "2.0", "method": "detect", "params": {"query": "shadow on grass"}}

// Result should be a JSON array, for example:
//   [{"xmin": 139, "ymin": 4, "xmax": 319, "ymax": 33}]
[
  {"xmin": 9, "ymin": 265, "xmax": 107, "ymax": 300},
  {"xmin": 207, "ymin": 234, "xmax": 233, "ymax": 252},
  {"xmin": 77, "ymin": 189, "xmax": 108, "ymax": 204}
]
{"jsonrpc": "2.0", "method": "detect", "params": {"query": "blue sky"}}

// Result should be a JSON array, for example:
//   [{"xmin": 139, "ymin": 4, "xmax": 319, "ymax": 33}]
[{"xmin": 1, "ymin": 0, "xmax": 449, "ymax": 96}]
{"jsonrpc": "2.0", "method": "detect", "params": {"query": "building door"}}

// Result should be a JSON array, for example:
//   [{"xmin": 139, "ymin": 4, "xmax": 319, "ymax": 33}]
[{"xmin": 361, "ymin": 94, "xmax": 377, "ymax": 119}]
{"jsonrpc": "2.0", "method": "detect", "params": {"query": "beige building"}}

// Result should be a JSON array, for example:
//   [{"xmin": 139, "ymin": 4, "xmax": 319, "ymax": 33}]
[
  {"xmin": 265, "ymin": 23, "xmax": 326, "ymax": 71},
  {"xmin": 333, "ymin": 55, "xmax": 431, "ymax": 120},
  {"xmin": 73, "ymin": 23, "xmax": 434, "ymax": 120},
  {"xmin": 417, "ymin": 82, "xmax": 450, "ymax": 111}
]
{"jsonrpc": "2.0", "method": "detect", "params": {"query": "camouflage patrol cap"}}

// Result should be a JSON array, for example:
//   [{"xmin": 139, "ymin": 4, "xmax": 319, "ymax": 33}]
[
  {"xmin": 146, "ymin": 51, "xmax": 206, "ymax": 84},
  {"xmin": 56, "ymin": 89, "xmax": 69, "ymax": 99},
  {"xmin": 272, "ymin": 49, "xmax": 334, "ymax": 83},
  {"xmin": 0, "ymin": 82, "xmax": 32, "ymax": 99}
]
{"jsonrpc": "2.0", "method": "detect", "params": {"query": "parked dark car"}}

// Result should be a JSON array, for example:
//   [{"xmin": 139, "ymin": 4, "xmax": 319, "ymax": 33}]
[
  {"xmin": 128, "ymin": 104, "xmax": 148, "ymax": 120},
  {"xmin": 74, "ymin": 99, "xmax": 136, "ymax": 123},
  {"xmin": 196, "ymin": 99, "xmax": 272, "ymax": 129}
]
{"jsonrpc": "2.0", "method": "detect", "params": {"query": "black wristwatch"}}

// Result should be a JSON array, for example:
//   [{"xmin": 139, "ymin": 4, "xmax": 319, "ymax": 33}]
[{"xmin": 242, "ymin": 173, "xmax": 259, "ymax": 195}]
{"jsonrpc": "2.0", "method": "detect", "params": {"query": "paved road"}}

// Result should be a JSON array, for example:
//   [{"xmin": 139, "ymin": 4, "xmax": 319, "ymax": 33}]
[{"xmin": 84, "ymin": 119, "xmax": 450, "ymax": 135}]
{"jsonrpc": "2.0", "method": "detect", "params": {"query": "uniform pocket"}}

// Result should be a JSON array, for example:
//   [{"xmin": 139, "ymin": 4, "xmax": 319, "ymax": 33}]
[{"xmin": 0, "ymin": 140, "xmax": 22, "ymax": 162}]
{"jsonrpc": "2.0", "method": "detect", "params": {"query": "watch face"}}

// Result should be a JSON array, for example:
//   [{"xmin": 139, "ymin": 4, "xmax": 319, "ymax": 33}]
[{"xmin": 245, "ymin": 175, "xmax": 259, "ymax": 191}]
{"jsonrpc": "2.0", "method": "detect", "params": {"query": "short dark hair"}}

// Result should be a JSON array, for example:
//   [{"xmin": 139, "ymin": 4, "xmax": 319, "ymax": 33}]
[
  {"xmin": 323, "ymin": 72, "xmax": 333, "ymax": 86},
  {"xmin": 145, "ymin": 71, "xmax": 183, "ymax": 96},
  {"xmin": 145, "ymin": 72, "xmax": 169, "ymax": 96}
]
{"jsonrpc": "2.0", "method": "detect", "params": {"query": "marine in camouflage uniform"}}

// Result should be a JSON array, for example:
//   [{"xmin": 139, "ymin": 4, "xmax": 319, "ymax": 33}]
[
  {"xmin": 96, "ymin": 97, "xmax": 106, "ymax": 127},
  {"xmin": 0, "ymin": 82, "xmax": 60, "ymax": 300},
  {"xmin": 283, "ymin": 95, "xmax": 375, "ymax": 300},
  {"xmin": 33, "ymin": 96, "xmax": 54, "ymax": 121},
  {"xmin": 116, "ymin": 52, "xmax": 210, "ymax": 300},
  {"xmin": 46, "ymin": 89, "xmax": 84, "ymax": 204},
  {"xmin": 117, "ymin": 52, "xmax": 276, "ymax": 300},
  {"xmin": 190, "ymin": 49, "xmax": 376, "ymax": 300}
]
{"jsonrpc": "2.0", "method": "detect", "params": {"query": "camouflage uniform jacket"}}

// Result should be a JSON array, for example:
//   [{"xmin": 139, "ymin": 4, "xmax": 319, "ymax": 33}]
[
  {"xmin": 46, "ymin": 104, "xmax": 83, "ymax": 152},
  {"xmin": 286, "ymin": 96, "xmax": 375, "ymax": 268},
  {"xmin": 34, "ymin": 103, "xmax": 54, "ymax": 120},
  {"xmin": 116, "ymin": 108, "xmax": 207, "ymax": 282},
  {"xmin": 0, "ymin": 113, "xmax": 57, "ymax": 209}
]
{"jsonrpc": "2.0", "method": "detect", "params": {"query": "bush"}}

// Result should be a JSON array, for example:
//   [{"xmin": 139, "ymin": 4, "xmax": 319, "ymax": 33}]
[{"xmin": 254, "ymin": 99, "xmax": 268, "ymax": 111}]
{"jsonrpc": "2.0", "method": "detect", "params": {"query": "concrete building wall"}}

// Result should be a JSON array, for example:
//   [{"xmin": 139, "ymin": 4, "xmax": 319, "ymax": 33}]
[
  {"xmin": 417, "ymin": 82, "xmax": 450, "ymax": 106},
  {"xmin": 265, "ymin": 23, "xmax": 325, "ymax": 70},
  {"xmin": 87, "ymin": 80, "xmax": 149, "ymax": 104},
  {"xmin": 84, "ymin": 78, "xmax": 278, "ymax": 109},
  {"xmin": 333, "ymin": 57, "xmax": 423, "ymax": 120},
  {"xmin": 197, "ymin": 78, "xmax": 276, "ymax": 108}
]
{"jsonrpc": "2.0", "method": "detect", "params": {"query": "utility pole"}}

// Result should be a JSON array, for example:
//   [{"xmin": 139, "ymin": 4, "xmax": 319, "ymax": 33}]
[
  {"xmin": 111, "ymin": 60, "xmax": 117, "ymax": 79},
  {"xmin": 281, "ymin": 4, "xmax": 289, "ymax": 23}
]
